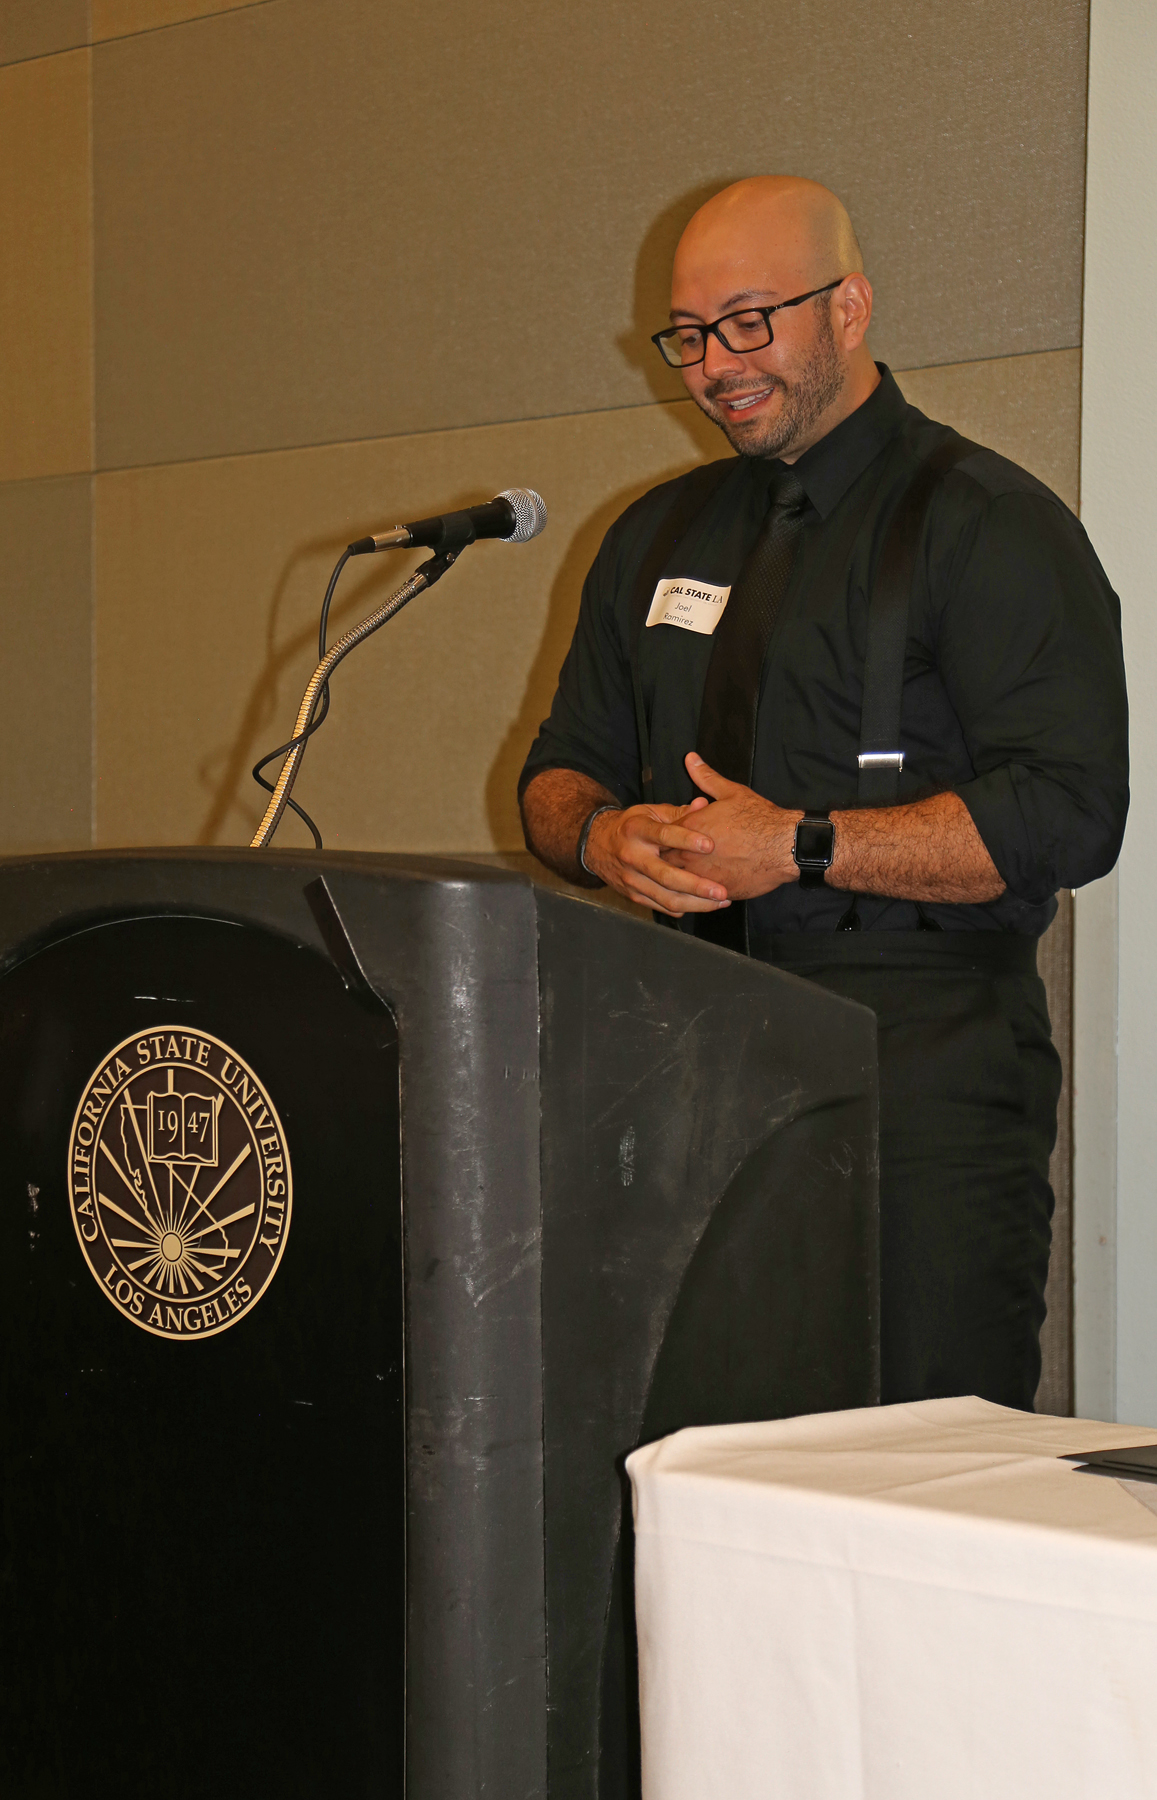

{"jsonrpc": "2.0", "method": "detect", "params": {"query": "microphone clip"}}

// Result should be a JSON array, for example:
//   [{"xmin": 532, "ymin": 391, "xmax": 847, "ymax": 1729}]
[
  {"xmin": 348, "ymin": 511, "xmax": 477, "ymax": 557},
  {"xmin": 415, "ymin": 547, "xmax": 460, "ymax": 588}
]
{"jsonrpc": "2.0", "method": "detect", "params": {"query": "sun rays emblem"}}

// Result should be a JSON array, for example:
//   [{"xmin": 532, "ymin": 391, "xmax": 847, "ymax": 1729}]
[{"xmin": 67, "ymin": 1027, "xmax": 292, "ymax": 1340}]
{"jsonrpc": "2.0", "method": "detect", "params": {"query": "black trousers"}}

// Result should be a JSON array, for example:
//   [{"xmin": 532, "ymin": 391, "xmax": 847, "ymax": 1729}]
[{"xmin": 759, "ymin": 933, "xmax": 1062, "ymax": 1410}]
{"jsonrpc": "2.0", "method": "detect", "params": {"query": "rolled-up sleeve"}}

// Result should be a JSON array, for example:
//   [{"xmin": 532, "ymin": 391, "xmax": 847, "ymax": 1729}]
[
  {"xmin": 940, "ymin": 491, "xmax": 1129, "ymax": 903},
  {"xmin": 518, "ymin": 517, "xmax": 645, "ymax": 808}
]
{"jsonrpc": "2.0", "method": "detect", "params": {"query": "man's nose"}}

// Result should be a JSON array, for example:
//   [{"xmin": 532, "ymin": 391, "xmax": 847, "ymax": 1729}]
[{"xmin": 700, "ymin": 327, "xmax": 746, "ymax": 381}]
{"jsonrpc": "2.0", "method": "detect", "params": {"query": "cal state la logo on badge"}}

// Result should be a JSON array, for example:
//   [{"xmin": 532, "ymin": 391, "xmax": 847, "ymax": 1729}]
[{"xmin": 68, "ymin": 1027, "xmax": 292, "ymax": 1340}]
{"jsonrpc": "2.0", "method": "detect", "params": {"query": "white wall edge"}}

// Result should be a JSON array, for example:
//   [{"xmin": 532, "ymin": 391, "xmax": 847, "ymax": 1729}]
[
  {"xmin": 1080, "ymin": 0, "xmax": 1157, "ymax": 1423},
  {"xmin": 1072, "ymin": 870, "xmax": 1117, "ymax": 1419}
]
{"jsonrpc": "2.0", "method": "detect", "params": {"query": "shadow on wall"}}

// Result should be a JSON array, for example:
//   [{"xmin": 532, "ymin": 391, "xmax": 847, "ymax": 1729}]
[
  {"xmin": 482, "ymin": 476, "xmax": 646, "ymax": 846},
  {"xmin": 617, "ymin": 179, "xmax": 740, "ymax": 402},
  {"xmin": 484, "ymin": 183, "xmax": 738, "ymax": 848},
  {"xmin": 196, "ymin": 183, "xmax": 739, "ymax": 852}
]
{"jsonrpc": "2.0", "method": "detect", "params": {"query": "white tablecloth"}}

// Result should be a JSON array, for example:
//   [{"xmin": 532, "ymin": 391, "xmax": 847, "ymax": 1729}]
[{"xmin": 627, "ymin": 1397, "xmax": 1157, "ymax": 1799}]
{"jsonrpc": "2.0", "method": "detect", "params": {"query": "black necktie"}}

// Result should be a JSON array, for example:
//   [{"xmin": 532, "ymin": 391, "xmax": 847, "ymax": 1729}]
[{"xmin": 694, "ymin": 465, "xmax": 809, "ymax": 952}]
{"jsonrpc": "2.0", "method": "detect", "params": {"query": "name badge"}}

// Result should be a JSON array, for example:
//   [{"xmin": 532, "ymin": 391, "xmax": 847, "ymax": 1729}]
[{"xmin": 646, "ymin": 577, "xmax": 731, "ymax": 635}]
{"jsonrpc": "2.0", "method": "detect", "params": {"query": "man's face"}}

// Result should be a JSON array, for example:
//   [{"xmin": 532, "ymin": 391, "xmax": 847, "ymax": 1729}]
[{"xmin": 670, "ymin": 240, "xmax": 846, "ymax": 460}]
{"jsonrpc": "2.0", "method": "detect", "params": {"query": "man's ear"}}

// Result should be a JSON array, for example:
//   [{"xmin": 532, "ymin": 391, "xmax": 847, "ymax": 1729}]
[{"xmin": 835, "ymin": 274, "xmax": 873, "ymax": 351}]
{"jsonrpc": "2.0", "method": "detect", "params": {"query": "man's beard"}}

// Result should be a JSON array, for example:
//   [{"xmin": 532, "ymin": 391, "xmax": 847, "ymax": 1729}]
[{"xmin": 696, "ymin": 301, "xmax": 845, "ymax": 458}]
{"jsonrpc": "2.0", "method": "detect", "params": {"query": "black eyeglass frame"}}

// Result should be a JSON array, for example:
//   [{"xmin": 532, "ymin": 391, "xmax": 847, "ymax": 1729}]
[{"xmin": 651, "ymin": 279, "xmax": 845, "ymax": 368}]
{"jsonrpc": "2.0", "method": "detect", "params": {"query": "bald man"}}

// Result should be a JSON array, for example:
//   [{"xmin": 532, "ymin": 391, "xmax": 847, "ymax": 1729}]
[{"xmin": 520, "ymin": 177, "xmax": 1127, "ymax": 1409}]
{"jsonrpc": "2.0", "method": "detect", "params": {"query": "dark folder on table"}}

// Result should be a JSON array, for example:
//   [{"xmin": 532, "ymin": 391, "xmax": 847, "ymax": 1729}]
[{"xmin": 1062, "ymin": 1444, "xmax": 1157, "ymax": 1482}]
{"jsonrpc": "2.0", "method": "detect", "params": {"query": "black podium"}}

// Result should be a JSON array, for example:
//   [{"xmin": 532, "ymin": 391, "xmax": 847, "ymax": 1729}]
[{"xmin": 0, "ymin": 851, "xmax": 877, "ymax": 1798}]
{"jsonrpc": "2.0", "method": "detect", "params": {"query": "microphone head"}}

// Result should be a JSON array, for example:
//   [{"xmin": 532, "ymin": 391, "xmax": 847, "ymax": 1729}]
[{"xmin": 497, "ymin": 488, "xmax": 549, "ymax": 543}]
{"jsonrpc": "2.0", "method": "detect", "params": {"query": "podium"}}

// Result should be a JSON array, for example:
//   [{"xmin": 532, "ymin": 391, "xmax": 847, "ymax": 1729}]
[{"xmin": 0, "ymin": 851, "xmax": 878, "ymax": 1798}]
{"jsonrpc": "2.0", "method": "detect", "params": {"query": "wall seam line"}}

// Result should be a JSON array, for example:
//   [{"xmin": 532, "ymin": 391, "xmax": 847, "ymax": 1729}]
[
  {"xmin": 91, "ymin": 0, "xmax": 277, "ymax": 50},
  {"xmin": 87, "ymin": 345, "xmax": 1085, "ymax": 482}
]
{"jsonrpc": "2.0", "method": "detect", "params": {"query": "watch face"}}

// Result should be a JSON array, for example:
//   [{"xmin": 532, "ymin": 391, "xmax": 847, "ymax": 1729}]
[{"xmin": 795, "ymin": 820, "xmax": 834, "ymax": 866}]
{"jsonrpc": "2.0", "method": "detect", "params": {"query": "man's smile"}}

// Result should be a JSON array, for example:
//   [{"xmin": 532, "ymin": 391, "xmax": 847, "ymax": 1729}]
[
  {"xmin": 706, "ymin": 381, "xmax": 780, "ymax": 418},
  {"xmin": 724, "ymin": 390, "xmax": 769, "ymax": 413}
]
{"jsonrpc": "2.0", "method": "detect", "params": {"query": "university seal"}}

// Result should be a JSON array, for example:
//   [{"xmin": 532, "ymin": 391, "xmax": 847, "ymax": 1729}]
[{"xmin": 67, "ymin": 1027, "xmax": 292, "ymax": 1340}]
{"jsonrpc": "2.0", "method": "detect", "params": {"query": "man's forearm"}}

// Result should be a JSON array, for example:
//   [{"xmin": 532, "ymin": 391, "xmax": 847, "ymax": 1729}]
[
  {"xmin": 519, "ymin": 768, "xmax": 619, "ymax": 886},
  {"xmin": 828, "ymin": 791, "xmax": 1005, "ymax": 903},
  {"xmin": 666, "ymin": 757, "xmax": 1006, "ymax": 904}
]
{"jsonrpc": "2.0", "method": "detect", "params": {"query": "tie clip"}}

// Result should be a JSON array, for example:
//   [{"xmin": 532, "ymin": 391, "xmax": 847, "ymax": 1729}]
[{"xmin": 857, "ymin": 751, "xmax": 904, "ymax": 771}]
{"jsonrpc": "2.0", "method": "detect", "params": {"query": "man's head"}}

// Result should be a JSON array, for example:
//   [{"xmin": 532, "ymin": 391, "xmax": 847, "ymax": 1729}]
[{"xmin": 667, "ymin": 177, "xmax": 877, "ymax": 461}]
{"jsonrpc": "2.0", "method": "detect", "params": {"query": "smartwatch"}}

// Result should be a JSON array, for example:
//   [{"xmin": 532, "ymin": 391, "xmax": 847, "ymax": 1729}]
[{"xmin": 793, "ymin": 811, "xmax": 834, "ymax": 889}]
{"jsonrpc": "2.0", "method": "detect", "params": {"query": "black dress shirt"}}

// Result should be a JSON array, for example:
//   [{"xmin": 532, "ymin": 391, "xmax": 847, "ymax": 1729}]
[{"xmin": 520, "ymin": 368, "xmax": 1129, "ymax": 936}]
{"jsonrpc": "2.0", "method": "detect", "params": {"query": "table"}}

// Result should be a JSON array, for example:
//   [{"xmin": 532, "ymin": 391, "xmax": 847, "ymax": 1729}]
[{"xmin": 628, "ymin": 1397, "xmax": 1157, "ymax": 1798}]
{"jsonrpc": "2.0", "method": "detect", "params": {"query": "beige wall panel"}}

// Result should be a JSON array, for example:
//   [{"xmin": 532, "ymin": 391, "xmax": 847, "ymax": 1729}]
[
  {"xmin": 93, "ymin": 401, "xmax": 726, "ymax": 852},
  {"xmin": 895, "ymin": 349, "xmax": 1082, "ymax": 513},
  {"xmin": 93, "ymin": 0, "xmax": 1088, "ymax": 469},
  {"xmin": 0, "ymin": 476, "xmax": 92, "ymax": 851},
  {"xmin": 0, "ymin": 1, "xmax": 89, "ymax": 66},
  {"xmin": 92, "ymin": 1, "xmax": 268, "ymax": 40},
  {"xmin": 0, "ymin": 49, "xmax": 93, "ymax": 481},
  {"xmin": 94, "ymin": 345, "xmax": 1083, "ymax": 855}
]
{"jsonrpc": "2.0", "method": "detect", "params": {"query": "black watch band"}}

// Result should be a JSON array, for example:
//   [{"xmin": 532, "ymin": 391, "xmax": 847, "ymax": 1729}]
[{"xmin": 793, "ymin": 810, "xmax": 834, "ymax": 890}]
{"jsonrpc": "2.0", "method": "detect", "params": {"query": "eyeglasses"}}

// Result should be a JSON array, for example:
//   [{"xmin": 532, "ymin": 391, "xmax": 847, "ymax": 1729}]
[{"xmin": 651, "ymin": 280, "xmax": 844, "ymax": 368}]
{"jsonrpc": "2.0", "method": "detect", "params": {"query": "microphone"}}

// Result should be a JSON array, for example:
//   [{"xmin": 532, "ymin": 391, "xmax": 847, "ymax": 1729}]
[{"xmin": 348, "ymin": 488, "xmax": 548, "ymax": 556}]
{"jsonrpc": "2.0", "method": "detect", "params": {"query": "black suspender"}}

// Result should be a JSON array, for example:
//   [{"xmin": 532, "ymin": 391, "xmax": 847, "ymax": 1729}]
[{"xmin": 857, "ymin": 433, "xmax": 980, "ymax": 804}]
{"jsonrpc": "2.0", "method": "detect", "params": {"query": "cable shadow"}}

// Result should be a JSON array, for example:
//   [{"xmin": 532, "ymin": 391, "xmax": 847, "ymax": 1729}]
[
  {"xmin": 194, "ymin": 533, "xmax": 423, "ymax": 846},
  {"xmin": 484, "ymin": 181, "xmax": 740, "ymax": 853},
  {"xmin": 615, "ymin": 177, "xmax": 742, "ymax": 413}
]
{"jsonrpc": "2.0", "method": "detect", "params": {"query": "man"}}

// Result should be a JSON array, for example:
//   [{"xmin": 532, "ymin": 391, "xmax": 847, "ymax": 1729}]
[{"xmin": 519, "ymin": 177, "xmax": 1127, "ymax": 1409}]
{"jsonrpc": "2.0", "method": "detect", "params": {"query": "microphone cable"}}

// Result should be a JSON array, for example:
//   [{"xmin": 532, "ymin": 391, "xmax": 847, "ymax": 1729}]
[
  {"xmin": 249, "ymin": 488, "xmax": 546, "ymax": 851},
  {"xmin": 250, "ymin": 547, "xmax": 352, "ymax": 849},
  {"xmin": 250, "ymin": 545, "xmax": 458, "ymax": 850}
]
